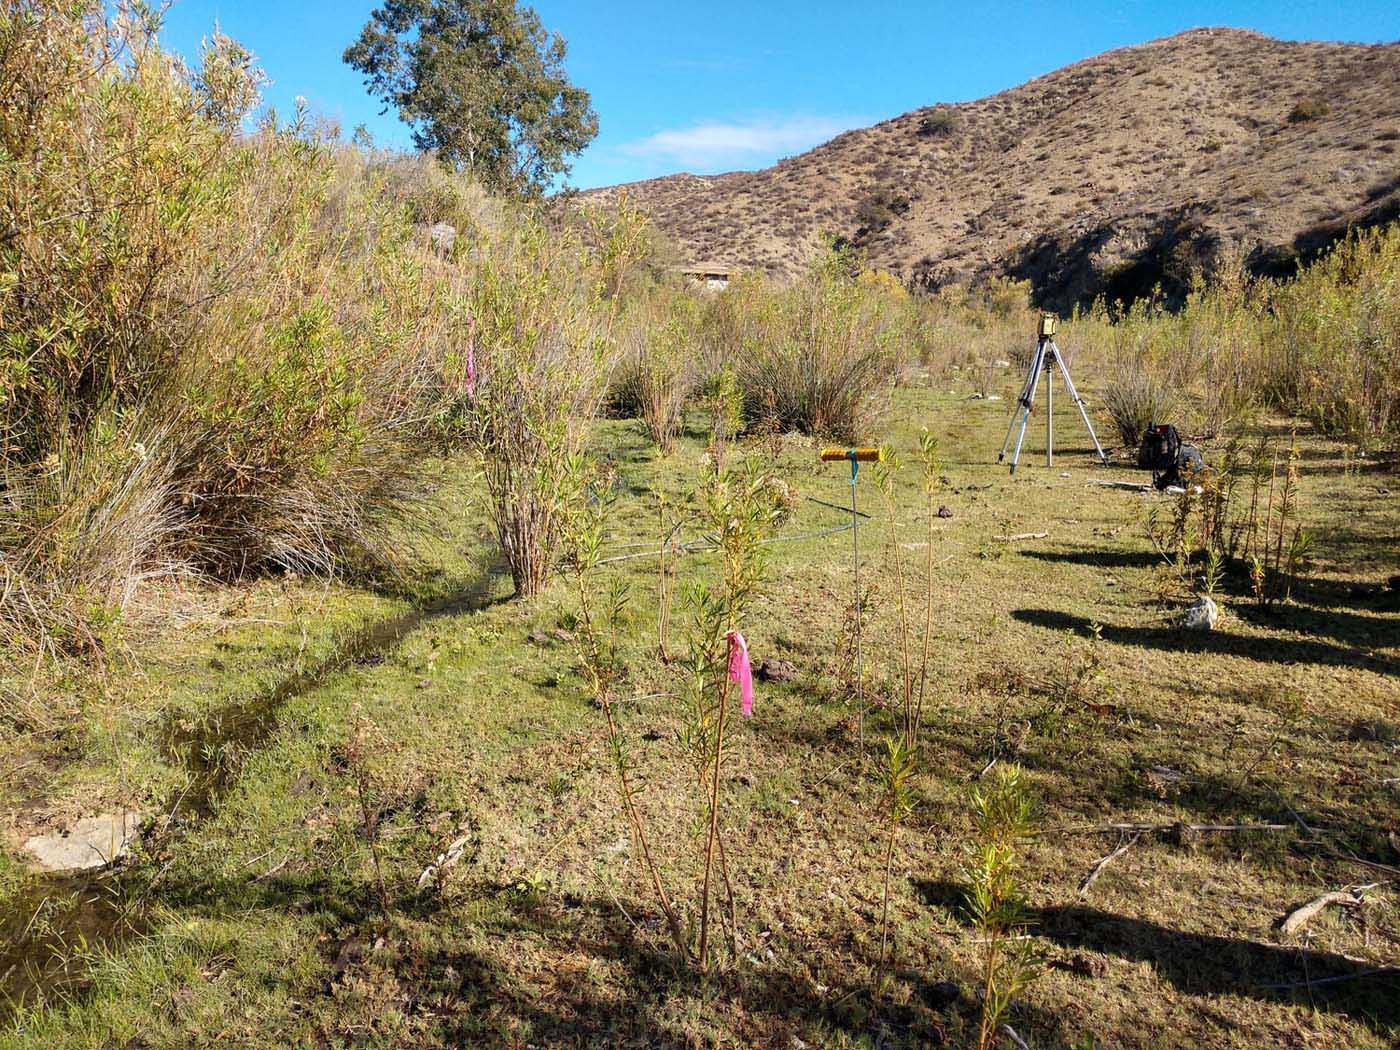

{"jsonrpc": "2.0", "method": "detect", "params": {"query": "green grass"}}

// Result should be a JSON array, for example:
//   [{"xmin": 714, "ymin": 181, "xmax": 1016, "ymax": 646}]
[{"xmin": 1, "ymin": 382, "xmax": 1397, "ymax": 1048}]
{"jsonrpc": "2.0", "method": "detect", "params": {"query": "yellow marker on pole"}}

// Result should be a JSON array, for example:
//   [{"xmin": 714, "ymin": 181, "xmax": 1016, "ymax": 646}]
[
  {"xmin": 819, "ymin": 447, "xmax": 884, "ymax": 463},
  {"xmin": 819, "ymin": 446, "xmax": 884, "ymax": 749}
]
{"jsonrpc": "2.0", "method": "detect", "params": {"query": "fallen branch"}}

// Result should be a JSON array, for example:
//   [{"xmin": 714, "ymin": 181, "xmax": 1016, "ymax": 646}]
[
  {"xmin": 1277, "ymin": 884, "xmax": 1381, "ymax": 936},
  {"xmin": 1060, "ymin": 821, "xmax": 1289, "ymax": 835},
  {"xmin": 1079, "ymin": 831, "xmax": 1142, "ymax": 896},
  {"xmin": 1088, "ymin": 478, "xmax": 1150, "ymax": 492},
  {"xmin": 999, "ymin": 1024, "xmax": 1031, "ymax": 1050},
  {"xmin": 1278, "ymin": 891, "xmax": 1362, "ymax": 935},
  {"xmin": 1258, "ymin": 966, "xmax": 1400, "ymax": 990},
  {"xmin": 993, "ymin": 531, "xmax": 1049, "ymax": 541}
]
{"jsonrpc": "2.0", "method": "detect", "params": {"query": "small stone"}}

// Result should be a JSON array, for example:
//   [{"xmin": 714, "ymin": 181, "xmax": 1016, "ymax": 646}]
[
  {"xmin": 428, "ymin": 222, "xmax": 456, "ymax": 254},
  {"xmin": 757, "ymin": 658, "xmax": 797, "ymax": 683},
  {"xmin": 528, "ymin": 629, "xmax": 550, "ymax": 645},
  {"xmin": 551, "ymin": 628, "xmax": 575, "ymax": 642},
  {"xmin": 936, "ymin": 505, "xmax": 954, "ymax": 519},
  {"xmin": 24, "ymin": 811, "xmax": 140, "ymax": 873},
  {"xmin": 1183, "ymin": 596, "xmax": 1219, "ymax": 630}
]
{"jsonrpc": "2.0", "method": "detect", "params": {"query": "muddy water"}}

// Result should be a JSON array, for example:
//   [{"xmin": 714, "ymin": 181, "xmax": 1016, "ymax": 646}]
[
  {"xmin": 0, "ymin": 563, "xmax": 506, "ymax": 1019},
  {"xmin": 0, "ymin": 871, "xmax": 131, "ymax": 1017}
]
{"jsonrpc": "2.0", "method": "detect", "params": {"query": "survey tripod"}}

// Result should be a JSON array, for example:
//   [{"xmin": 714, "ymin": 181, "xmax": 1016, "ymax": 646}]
[{"xmin": 998, "ymin": 314, "xmax": 1107, "ymax": 474}]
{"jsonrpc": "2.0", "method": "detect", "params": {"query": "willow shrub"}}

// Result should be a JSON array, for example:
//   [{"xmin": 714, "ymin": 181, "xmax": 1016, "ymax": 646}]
[
  {"xmin": 0, "ymin": 6, "xmax": 481, "ymax": 651},
  {"xmin": 612, "ymin": 293, "xmax": 700, "ymax": 452},
  {"xmin": 1269, "ymin": 226, "xmax": 1400, "ymax": 445},
  {"xmin": 468, "ymin": 219, "xmax": 611, "ymax": 597}
]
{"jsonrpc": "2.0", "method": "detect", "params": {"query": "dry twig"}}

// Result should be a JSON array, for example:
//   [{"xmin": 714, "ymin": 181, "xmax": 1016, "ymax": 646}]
[{"xmin": 1079, "ymin": 831, "xmax": 1142, "ymax": 896}]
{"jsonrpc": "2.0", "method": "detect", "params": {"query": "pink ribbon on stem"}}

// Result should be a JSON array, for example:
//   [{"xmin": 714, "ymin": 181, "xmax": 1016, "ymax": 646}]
[{"xmin": 727, "ymin": 631, "xmax": 754, "ymax": 717}]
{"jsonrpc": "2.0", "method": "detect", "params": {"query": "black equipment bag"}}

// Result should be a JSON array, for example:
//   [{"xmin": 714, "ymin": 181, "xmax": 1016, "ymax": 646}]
[
  {"xmin": 1137, "ymin": 423, "xmax": 1180, "ymax": 471},
  {"xmin": 1138, "ymin": 423, "xmax": 1205, "ymax": 489}
]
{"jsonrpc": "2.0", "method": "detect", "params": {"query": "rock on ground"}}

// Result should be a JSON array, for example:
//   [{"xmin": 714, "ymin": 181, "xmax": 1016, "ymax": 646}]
[
  {"xmin": 23, "ymin": 812, "xmax": 140, "ymax": 873},
  {"xmin": 1183, "ymin": 596, "xmax": 1219, "ymax": 630},
  {"xmin": 757, "ymin": 659, "xmax": 798, "ymax": 683}
]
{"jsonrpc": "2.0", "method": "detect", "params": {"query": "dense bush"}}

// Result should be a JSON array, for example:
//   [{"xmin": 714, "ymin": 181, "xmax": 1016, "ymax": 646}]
[
  {"xmin": 1068, "ymin": 229, "xmax": 1400, "ymax": 445},
  {"xmin": 918, "ymin": 107, "xmax": 963, "ymax": 138},
  {"xmin": 854, "ymin": 187, "xmax": 911, "ymax": 235},
  {"xmin": 1287, "ymin": 96, "xmax": 1331, "ymax": 123},
  {"xmin": 0, "ymin": 5, "xmax": 556, "ymax": 649}
]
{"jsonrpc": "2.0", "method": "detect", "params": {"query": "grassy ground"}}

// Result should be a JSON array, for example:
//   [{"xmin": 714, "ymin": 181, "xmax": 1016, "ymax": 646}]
[{"xmin": 1, "ymin": 378, "xmax": 1397, "ymax": 1049}]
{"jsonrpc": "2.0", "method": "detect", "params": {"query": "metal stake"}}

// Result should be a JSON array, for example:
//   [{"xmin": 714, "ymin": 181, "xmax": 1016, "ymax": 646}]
[
  {"xmin": 819, "ymin": 447, "xmax": 883, "ymax": 750},
  {"xmin": 848, "ymin": 454, "xmax": 863, "ymax": 749}
]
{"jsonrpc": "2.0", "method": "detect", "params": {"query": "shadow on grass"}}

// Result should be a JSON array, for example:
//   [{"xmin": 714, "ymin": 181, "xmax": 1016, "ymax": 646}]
[
  {"xmin": 162, "ymin": 557, "xmax": 511, "ymax": 817},
  {"xmin": 1230, "ymin": 600, "xmax": 1399, "ymax": 651},
  {"xmin": 1010, "ymin": 608, "xmax": 1399, "ymax": 677},
  {"xmin": 914, "ymin": 879, "xmax": 1400, "ymax": 1032},
  {"xmin": 1021, "ymin": 547, "xmax": 1162, "ymax": 571},
  {"xmin": 149, "ymin": 870, "xmax": 970, "ymax": 1048}
]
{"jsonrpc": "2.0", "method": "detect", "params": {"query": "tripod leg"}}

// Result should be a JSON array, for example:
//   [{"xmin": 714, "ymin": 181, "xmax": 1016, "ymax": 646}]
[
  {"xmin": 1046, "ymin": 355, "xmax": 1054, "ymax": 468},
  {"xmin": 1008, "ymin": 344, "xmax": 1046, "ymax": 474},
  {"xmin": 1049, "ymin": 341, "xmax": 1108, "ymax": 463},
  {"xmin": 998, "ymin": 340, "xmax": 1041, "ymax": 463}
]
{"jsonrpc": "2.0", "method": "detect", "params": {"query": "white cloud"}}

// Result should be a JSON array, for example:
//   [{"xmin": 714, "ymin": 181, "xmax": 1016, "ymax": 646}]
[{"xmin": 618, "ymin": 115, "xmax": 869, "ymax": 170}]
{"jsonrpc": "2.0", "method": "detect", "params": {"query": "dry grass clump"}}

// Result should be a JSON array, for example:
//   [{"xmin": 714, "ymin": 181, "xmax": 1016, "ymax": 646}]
[{"xmin": 1099, "ymin": 364, "xmax": 1177, "ymax": 448}]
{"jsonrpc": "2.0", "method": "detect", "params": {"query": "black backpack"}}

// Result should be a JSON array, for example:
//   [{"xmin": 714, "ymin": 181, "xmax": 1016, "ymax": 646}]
[{"xmin": 1137, "ymin": 423, "xmax": 1205, "ymax": 490}]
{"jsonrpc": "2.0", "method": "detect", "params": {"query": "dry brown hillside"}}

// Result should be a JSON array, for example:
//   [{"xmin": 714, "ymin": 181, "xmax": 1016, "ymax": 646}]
[{"xmin": 586, "ymin": 28, "xmax": 1400, "ymax": 307}]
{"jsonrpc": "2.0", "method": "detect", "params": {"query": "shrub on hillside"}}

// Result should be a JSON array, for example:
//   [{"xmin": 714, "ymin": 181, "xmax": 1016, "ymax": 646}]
[
  {"xmin": 854, "ymin": 187, "xmax": 911, "ymax": 235},
  {"xmin": 918, "ymin": 107, "xmax": 963, "ymax": 138},
  {"xmin": 1287, "ymin": 96, "xmax": 1330, "ymax": 123}
]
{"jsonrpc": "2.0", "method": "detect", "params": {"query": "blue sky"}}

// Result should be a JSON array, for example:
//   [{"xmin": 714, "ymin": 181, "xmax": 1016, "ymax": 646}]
[{"xmin": 157, "ymin": 1, "xmax": 1400, "ymax": 189}]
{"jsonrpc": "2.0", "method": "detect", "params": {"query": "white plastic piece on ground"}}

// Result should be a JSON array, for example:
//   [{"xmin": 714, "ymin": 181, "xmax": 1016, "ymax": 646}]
[
  {"xmin": 1183, "ymin": 596, "xmax": 1219, "ymax": 631},
  {"xmin": 24, "ymin": 812, "xmax": 140, "ymax": 873}
]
